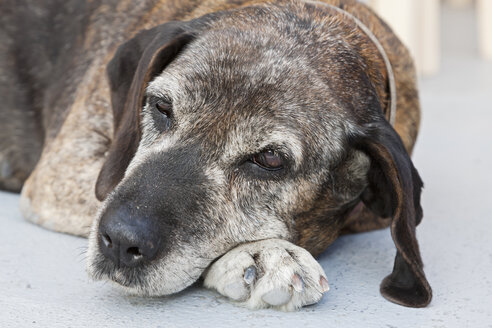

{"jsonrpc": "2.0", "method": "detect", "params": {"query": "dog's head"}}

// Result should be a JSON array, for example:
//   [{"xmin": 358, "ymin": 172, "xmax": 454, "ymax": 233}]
[{"xmin": 87, "ymin": 2, "xmax": 431, "ymax": 308}]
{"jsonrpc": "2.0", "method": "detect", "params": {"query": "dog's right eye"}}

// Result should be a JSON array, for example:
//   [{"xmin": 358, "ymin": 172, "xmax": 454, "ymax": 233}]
[
  {"xmin": 251, "ymin": 150, "xmax": 284, "ymax": 171},
  {"xmin": 152, "ymin": 98, "xmax": 173, "ymax": 130}
]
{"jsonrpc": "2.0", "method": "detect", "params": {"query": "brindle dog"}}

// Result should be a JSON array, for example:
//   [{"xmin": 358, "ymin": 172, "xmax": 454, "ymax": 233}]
[{"xmin": 0, "ymin": 0, "xmax": 431, "ymax": 310}]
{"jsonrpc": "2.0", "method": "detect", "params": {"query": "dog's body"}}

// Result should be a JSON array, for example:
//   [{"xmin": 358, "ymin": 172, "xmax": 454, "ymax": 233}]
[{"xmin": 0, "ymin": 0, "xmax": 431, "ymax": 310}]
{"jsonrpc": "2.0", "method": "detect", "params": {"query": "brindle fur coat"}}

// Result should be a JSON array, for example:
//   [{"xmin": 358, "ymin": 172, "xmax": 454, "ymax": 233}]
[{"xmin": 0, "ymin": 0, "xmax": 431, "ymax": 310}]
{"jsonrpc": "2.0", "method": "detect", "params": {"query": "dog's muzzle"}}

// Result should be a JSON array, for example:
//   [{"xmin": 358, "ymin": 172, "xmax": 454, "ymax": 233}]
[{"xmin": 93, "ymin": 146, "xmax": 209, "ymax": 274}]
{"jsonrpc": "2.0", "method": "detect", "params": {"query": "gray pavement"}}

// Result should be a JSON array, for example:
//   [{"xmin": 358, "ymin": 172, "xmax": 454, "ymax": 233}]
[{"xmin": 1, "ymin": 6, "xmax": 492, "ymax": 328}]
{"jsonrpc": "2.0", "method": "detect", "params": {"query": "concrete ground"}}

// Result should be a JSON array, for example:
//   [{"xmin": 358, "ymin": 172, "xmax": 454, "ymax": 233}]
[{"xmin": 1, "ymin": 4, "xmax": 491, "ymax": 328}]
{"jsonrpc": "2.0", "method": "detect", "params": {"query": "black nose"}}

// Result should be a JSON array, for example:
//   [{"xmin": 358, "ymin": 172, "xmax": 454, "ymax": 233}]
[{"xmin": 98, "ymin": 206, "xmax": 162, "ymax": 267}]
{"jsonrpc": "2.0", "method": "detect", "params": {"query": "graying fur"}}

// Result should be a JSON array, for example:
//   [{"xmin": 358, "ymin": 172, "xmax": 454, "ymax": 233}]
[{"xmin": 87, "ymin": 3, "xmax": 371, "ymax": 304}]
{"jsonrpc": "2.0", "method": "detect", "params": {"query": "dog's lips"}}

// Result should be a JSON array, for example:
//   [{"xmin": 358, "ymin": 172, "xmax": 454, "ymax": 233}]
[{"xmin": 88, "ymin": 253, "xmax": 139, "ymax": 285}]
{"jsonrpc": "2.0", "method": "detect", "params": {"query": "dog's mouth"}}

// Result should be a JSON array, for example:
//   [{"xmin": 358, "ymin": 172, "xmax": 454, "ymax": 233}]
[
  {"xmin": 87, "ymin": 240, "xmax": 221, "ymax": 296},
  {"xmin": 88, "ymin": 252, "xmax": 145, "ymax": 289}
]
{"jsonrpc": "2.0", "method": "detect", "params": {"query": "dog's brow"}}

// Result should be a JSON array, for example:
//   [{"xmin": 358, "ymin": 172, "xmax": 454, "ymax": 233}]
[
  {"xmin": 263, "ymin": 131, "xmax": 304, "ymax": 165},
  {"xmin": 223, "ymin": 128, "xmax": 304, "ymax": 169},
  {"xmin": 146, "ymin": 74, "xmax": 181, "ymax": 100}
]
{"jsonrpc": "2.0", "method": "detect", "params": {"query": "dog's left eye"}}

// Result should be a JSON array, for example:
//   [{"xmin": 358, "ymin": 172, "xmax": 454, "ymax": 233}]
[
  {"xmin": 155, "ymin": 100, "xmax": 172, "ymax": 117},
  {"xmin": 251, "ymin": 150, "xmax": 284, "ymax": 171}
]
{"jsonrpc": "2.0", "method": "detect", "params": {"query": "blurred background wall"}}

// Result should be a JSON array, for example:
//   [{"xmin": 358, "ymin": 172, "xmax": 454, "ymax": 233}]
[{"xmin": 361, "ymin": 0, "xmax": 492, "ymax": 76}]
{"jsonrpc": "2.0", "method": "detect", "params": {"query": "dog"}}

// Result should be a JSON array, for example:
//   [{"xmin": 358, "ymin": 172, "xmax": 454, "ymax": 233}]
[{"xmin": 0, "ymin": 0, "xmax": 432, "ymax": 310}]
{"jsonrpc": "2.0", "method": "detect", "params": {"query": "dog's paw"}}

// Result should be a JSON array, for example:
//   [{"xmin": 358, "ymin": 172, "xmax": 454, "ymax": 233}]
[{"xmin": 203, "ymin": 239, "xmax": 329, "ymax": 311}]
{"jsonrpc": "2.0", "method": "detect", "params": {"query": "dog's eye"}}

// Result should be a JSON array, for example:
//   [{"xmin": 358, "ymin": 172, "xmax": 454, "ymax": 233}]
[
  {"xmin": 155, "ymin": 100, "xmax": 172, "ymax": 117},
  {"xmin": 251, "ymin": 150, "xmax": 283, "ymax": 171}
]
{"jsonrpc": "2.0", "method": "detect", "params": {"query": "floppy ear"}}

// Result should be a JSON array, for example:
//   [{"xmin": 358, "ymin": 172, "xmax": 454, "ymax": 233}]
[
  {"xmin": 95, "ymin": 22, "xmax": 196, "ymax": 201},
  {"xmin": 353, "ymin": 117, "xmax": 432, "ymax": 307}
]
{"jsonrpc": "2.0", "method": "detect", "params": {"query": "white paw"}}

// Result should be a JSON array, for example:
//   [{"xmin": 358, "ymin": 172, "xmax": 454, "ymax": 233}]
[{"xmin": 203, "ymin": 239, "xmax": 329, "ymax": 311}]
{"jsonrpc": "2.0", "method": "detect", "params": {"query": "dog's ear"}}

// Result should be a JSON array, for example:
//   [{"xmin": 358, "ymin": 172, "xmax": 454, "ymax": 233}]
[
  {"xmin": 352, "ymin": 117, "xmax": 432, "ymax": 307},
  {"xmin": 95, "ymin": 22, "xmax": 196, "ymax": 201}
]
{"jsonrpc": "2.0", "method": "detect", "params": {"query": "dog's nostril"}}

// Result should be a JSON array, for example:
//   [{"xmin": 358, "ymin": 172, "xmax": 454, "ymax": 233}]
[
  {"xmin": 126, "ymin": 246, "xmax": 143, "ymax": 259},
  {"xmin": 101, "ymin": 233, "xmax": 112, "ymax": 248}
]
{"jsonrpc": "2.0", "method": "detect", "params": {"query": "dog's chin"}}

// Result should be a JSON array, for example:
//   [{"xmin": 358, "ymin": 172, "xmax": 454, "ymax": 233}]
[{"xmin": 105, "ymin": 274, "xmax": 189, "ymax": 297}]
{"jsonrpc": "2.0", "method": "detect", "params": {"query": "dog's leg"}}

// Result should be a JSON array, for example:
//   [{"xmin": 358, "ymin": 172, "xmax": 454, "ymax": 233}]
[
  {"xmin": 0, "ymin": 26, "xmax": 44, "ymax": 192},
  {"xmin": 203, "ymin": 239, "xmax": 329, "ymax": 311},
  {"xmin": 19, "ymin": 64, "xmax": 112, "ymax": 237}
]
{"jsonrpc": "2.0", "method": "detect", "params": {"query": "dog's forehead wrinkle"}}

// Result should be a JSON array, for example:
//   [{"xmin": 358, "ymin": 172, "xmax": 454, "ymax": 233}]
[{"xmin": 157, "ymin": 21, "xmax": 323, "ymax": 92}]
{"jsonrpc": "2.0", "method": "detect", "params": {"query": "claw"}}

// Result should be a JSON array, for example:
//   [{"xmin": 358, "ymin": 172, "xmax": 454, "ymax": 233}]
[
  {"xmin": 292, "ymin": 274, "xmax": 304, "ymax": 292},
  {"xmin": 244, "ymin": 266, "xmax": 256, "ymax": 285},
  {"xmin": 320, "ymin": 276, "xmax": 330, "ymax": 293}
]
